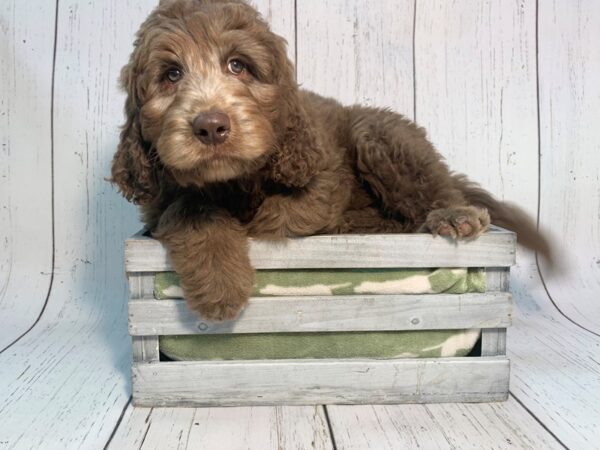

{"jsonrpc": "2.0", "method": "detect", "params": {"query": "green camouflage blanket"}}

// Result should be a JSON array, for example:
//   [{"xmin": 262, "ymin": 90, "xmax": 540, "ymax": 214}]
[
  {"xmin": 155, "ymin": 268, "xmax": 486, "ymax": 298},
  {"xmin": 156, "ymin": 268, "xmax": 485, "ymax": 361}
]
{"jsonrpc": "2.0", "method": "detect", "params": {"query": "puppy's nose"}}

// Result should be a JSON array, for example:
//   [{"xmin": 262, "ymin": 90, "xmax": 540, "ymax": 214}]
[{"xmin": 192, "ymin": 111, "xmax": 231, "ymax": 145}]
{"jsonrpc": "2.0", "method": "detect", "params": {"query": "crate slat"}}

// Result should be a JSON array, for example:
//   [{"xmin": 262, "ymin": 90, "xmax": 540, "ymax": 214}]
[
  {"xmin": 125, "ymin": 229, "xmax": 516, "ymax": 272},
  {"xmin": 132, "ymin": 357, "xmax": 510, "ymax": 406},
  {"xmin": 481, "ymin": 329, "xmax": 507, "ymax": 356},
  {"xmin": 131, "ymin": 336, "xmax": 159, "ymax": 363},
  {"xmin": 128, "ymin": 292, "xmax": 512, "ymax": 336},
  {"xmin": 129, "ymin": 274, "xmax": 160, "ymax": 362},
  {"xmin": 486, "ymin": 267, "xmax": 510, "ymax": 291}
]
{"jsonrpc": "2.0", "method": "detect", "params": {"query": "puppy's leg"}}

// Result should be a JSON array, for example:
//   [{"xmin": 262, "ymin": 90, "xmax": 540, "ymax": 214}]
[
  {"xmin": 349, "ymin": 107, "xmax": 490, "ymax": 238},
  {"xmin": 154, "ymin": 201, "xmax": 253, "ymax": 321},
  {"xmin": 247, "ymin": 169, "xmax": 350, "ymax": 237}
]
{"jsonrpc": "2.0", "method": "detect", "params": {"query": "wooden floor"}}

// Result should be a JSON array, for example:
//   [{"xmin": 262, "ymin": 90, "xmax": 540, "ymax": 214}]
[{"xmin": 0, "ymin": 260, "xmax": 598, "ymax": 449}]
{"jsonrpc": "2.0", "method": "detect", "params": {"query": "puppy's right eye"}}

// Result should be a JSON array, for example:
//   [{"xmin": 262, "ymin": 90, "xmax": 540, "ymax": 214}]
[{"xmin": 165, "ymin": 67, "xmax": 183, "ymax": 83}]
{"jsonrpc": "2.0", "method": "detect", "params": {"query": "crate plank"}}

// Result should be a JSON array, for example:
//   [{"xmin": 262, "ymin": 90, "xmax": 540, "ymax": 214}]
[
  {"xmin": 125, "ymin": 230, "xmax": 516, "ymax": 272},
  {"xmin": 129, "ymin": 292, "xmax": 512, "ymax": 335},
  {"xmin": 132, "ymin": 336, "xmax": 160, "ymax": 363},
  {"xmin": 129, "ymin": 274, "xmax": 160, "ymax": 363},
  {"xmin": 132, "ymin": 357, "xmax": 509, "ymax": 407},
  {"xmin": 481, "ymin": 329, "xmax": 507, "ymax": 357},
  {"xmin": 481, "ymin": 269, "xmax": 509, "ymax": 356},
  {"xmin": 127, "ymin": 273, "xmax": 155, "ymax": 299},
  {"xmin": 485, "ymin": 267, "xmax": 510, "ymax": 292}
]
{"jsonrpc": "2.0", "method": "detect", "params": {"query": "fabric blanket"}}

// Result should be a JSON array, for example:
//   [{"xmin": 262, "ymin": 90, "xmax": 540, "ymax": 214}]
[
  {"xmin": 155, "ymin": 268, "xmax": 486, "ymax": 298},
  {"xmin": 155, "ymin": 268, "xmax": 486, "ymax": 361}
]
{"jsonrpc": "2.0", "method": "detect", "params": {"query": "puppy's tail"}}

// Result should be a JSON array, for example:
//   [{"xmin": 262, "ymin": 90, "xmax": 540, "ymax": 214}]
[{"xmin": 455, "ymin": 175, "xmax": 554, "ymax": 266}]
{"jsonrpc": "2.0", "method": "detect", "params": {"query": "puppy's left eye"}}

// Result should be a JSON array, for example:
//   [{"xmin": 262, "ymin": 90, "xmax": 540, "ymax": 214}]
[{"xmin": 227, "ymin": 59, "xmax": 246, "ymax": 75}]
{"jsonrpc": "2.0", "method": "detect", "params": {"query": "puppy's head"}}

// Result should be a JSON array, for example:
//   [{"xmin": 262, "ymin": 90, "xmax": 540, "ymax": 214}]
[{"xmin": 112, "ymin": 0, "xmax": 319, "ymax": 204}]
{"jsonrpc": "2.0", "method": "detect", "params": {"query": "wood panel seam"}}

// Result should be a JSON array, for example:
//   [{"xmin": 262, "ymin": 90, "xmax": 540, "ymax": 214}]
[
  {"xmin": 322, "ymin": 406, "xmax": 338, "ymax": 450},
  {"xmin": 508, "ymin": 393, "xmax": 568, "ymax": 449},
  {"xmin": 0, "ymin": 0, "xmax": 60, "ymax": 354},
  {"xmin": 102, "ymin": 397, "xmax": 133, "ymax": 450},
  {"xmin": 533, "ymin": 0, "xmax": 600, "ymax": 339}
]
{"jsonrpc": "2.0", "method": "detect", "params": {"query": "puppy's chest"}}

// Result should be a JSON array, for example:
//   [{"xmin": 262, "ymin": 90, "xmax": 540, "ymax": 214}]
[
  {"xmin": 204, "ymin": 182, "xmax": 263, "ymax": 224},
  {"xmin": 210, "ymin": 192, "xmax": 260, "ymax": 224},
  {"xmin": 213, "ymin": 181, "xmax": 293, "ymax": 224}
]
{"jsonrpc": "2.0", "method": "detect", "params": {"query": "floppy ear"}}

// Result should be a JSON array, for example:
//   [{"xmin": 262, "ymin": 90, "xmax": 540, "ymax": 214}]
[
  {"xmin": 110, "ymin": 64, "xmax": 159, "ymax": 205},
  {"xmin": 266, "ymin": 38, "xmax": 327, "ymax": 188}
]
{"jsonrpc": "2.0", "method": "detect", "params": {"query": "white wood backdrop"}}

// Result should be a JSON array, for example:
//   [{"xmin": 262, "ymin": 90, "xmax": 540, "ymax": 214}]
[
  {"xmin": 0, "ymin": 1, "xmax": 55, "ymax": 351},
  {"xmin": 1, "ymin": 0, "xmax": 599, "ymax": 448}
]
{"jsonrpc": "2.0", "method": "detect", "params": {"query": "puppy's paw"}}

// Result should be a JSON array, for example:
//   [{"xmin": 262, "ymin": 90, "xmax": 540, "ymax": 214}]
[
  {"xmin": 425, "ymin": 206, "xmax": 490, "ymax": 240},
  {"xmin": 192, "ymin": 298, "xmax": 247, "ymax": 322},
  {"xmin": 183, "ymin": 271, "xmax": 254, "ymax": 322}
]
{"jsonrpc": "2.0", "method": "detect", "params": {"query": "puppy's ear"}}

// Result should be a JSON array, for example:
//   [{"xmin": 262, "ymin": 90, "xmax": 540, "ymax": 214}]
[
  {"xmin": 266, "ymin": 38, "xmax": 327, "ymax": 188},
  {"xmin": 110, "ymin": 63, "xmax": 159, "ymax": 205}
]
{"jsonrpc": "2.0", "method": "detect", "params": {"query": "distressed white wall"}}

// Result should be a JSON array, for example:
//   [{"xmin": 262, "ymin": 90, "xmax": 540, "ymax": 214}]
[
  {"xmin": 0, "ymin": 1, "xmax": 55, "ymax": 350},
  {"xmin": 0, "ymin": 0, "xmax": 598, "ymax": 447}
]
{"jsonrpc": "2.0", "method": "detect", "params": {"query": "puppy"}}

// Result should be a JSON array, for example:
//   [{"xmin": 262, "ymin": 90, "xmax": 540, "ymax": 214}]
[{"xmin": 111, "ymin": 0, "xmax": 550, "ymax": 320}]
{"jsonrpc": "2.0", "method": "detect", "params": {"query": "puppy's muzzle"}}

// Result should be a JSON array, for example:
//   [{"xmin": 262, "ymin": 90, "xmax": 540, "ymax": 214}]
[{"xmin": 192, "ymin": 111, "xmax": 231, "ymax": 145}]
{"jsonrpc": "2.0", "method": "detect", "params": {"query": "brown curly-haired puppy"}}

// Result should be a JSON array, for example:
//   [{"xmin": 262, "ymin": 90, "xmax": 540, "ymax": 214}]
[{"xmin": 112, "ymin": 0, "xmax": 551, "ymax": 321}]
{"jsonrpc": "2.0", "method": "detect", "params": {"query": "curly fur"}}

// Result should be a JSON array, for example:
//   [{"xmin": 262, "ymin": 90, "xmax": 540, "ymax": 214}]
[{"xmin": 111, "ymin": 0, "xmax": 552, "ymax": 320}]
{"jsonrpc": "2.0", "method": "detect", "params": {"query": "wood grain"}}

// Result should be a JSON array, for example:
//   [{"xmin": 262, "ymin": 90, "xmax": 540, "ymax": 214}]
[
  {"xmin": 537, "ymin": 0, "xmax": 600, "ymax": 333},
  {"xmin": 415, "ymin": 0, "xmax": 538, "ymax": 212},
  {"xmin": 486, "ymin": 267, "xmax": 510, "ymax": 292},
  {"xmin": 481, "ymin": 269, "xmax": 509, "ymax": 356},
  {"xmin": 106, "ymin": 405, "xmax": 153, "ymax": 449},
  {"xmin": 130, "ymin": 274, "xmax": 160, "ymax": 362},
  {"xmin": 129, "ymin": 293, "xmax": 512, "ymax": 335},
  {"xmin": 296, "ymin": 0, "xmax": 414, "ymax": 114},
  {"xmin": 125, "ymin": 230, "xmax": 516, "ymax": 271},
  {"xmin": 132, "ymin": 357, "xmax": 510, "ymax": 407},
  {"xmin": 133, "ymin": 407, "xmax": 196, "ymax": 450},
  {"xmin": 0, "ymin": 1, "xmax": 156, "ymax": 448},
  {"xmin": 481, "ymin": 329, "xmax": 507, "ymax": 357},
  {"xmin": 187, "ymin": 406, "xmax": 332, "ymax": 450},
  {"xmin": 251, "ymin": 0, "xmax": 295, "ymax": 61},
  {"xmin": 508, "ymin": 261, "xmax": 600, "ymax": 449},
  {"xmin": 108, "ymin": 404, "xmax": 333, "ymax": 450},
  {"xmin": 326, "ymin": 398, "xmax": 564, "ymax": 450},
  {"xmin": 0, "ymin": 0, "xmax": 55, "ymax": 350}
]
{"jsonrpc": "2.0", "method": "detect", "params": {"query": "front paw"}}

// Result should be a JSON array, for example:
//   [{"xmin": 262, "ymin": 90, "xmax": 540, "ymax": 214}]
[
  {"xmin": 184, "ymin": 270, "xmax": 254, "ymax": 322},
  {"xmin": 425, "ymin": 206, "xmax": 490, "ymax": 239},
  {"xmin": 192, "ymin": 298, "xmax": 247, "ymax": 322}
]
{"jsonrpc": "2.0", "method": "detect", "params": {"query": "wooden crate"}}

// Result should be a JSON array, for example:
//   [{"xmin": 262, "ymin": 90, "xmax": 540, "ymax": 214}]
[{"xmin": 126, "ymin": 226, "xmax": 515, "ymax": 407}]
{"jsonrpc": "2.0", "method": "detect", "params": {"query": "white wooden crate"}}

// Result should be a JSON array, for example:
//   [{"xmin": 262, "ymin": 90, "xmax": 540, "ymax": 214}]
[{"xmin": 126, "ymin": 227, "xmax": 515, "ymax": 407}]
